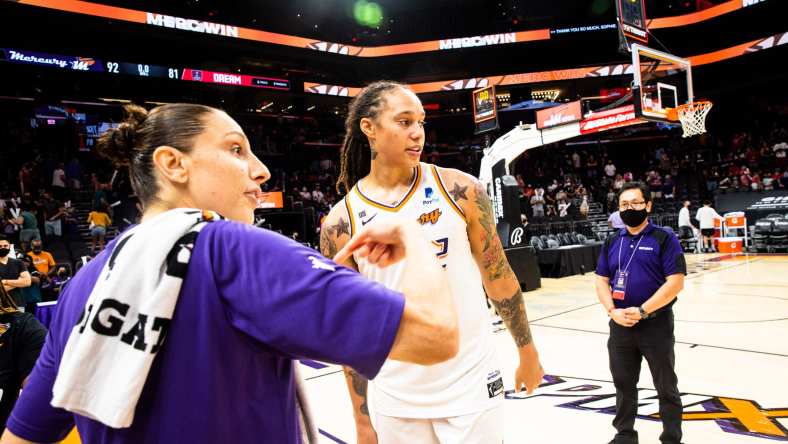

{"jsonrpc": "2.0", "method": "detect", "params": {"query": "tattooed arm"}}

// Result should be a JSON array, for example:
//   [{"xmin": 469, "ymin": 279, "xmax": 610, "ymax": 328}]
[{"xmin": 439, "ymin": 167, "xmax": 544, "ymax": 394}]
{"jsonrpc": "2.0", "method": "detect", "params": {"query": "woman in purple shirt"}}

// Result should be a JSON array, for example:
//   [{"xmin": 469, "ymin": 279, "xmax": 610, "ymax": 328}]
[{"xmin": 1, "ymin": 104, "xmax": 458, "ymax": 444}]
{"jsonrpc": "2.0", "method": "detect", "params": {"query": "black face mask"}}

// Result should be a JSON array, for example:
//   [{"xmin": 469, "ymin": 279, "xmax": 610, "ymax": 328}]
[
  {"xmin": 33, "ymin": 248, "xmax": 42, "ymax": 254},
  {"xmin": 0, "ymin": 248, "xmax": 9, "ymax": 258},
  {"xmin": 621, "ymin": 209, "xmax": 649, "ymax": 227}
]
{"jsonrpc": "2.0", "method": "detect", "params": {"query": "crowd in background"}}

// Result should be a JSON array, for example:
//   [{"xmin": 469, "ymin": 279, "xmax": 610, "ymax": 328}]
[{"xmin": 1, "ymin": 97, "xmax": 786, "ymax": 265}]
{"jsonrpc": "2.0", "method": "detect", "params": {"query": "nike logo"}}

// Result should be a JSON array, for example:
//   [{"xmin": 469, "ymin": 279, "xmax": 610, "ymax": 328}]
[{"xmin": 361, "ymin": 214, "xmax": 378, "ymax": 226}]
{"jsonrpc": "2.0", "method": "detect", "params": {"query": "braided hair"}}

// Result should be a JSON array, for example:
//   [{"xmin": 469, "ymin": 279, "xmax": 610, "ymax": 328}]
[{"xmin": 336, "ymin": 81, "xmax": 407, "ymax": 194}]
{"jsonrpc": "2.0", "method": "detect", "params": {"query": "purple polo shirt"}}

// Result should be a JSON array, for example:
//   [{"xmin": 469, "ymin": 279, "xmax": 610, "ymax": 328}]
[
  {"xmin": 8, "ymin": 221, "xmax": 405, "ymax": 443},
  {"xmin": 595, "ymin": 223, "xmax": 686, "ymax": 308}
]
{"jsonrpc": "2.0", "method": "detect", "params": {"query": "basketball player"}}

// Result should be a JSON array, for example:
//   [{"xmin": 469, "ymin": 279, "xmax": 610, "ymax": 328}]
[{"xmin": 321, "ymin": 81, "xmax": 544, "ymax": 444}]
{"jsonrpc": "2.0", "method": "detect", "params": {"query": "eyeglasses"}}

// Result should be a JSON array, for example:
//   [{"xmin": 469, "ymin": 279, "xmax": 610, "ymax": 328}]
[{"xmin": 619, "ymin": 201, "xmax": 647, "ymax": 211}]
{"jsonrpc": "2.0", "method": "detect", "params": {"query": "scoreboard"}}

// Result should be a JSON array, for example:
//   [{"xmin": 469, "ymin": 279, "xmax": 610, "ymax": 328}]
[
  {"xmin": 616, "ymin": 0, "xmax": 648, "ymax": 47},
  {"xmin": 472, "ymin": 86, "xmax": 499, "ymax": 135},
  {"xmin": 1, "ymin": 48, "xmax": 290, "ymax": 91}
]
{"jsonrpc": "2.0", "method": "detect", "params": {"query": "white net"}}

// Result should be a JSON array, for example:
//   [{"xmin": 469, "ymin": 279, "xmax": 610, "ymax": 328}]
[{"xmin": 677, "ymin": 101, "xmax": 712, "ymax": 137}]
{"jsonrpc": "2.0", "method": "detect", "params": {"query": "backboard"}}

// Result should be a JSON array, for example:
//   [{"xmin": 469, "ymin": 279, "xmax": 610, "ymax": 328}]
[{"xmin": 631, "ymin": 43, "xmax": 694, "ymax": 123}]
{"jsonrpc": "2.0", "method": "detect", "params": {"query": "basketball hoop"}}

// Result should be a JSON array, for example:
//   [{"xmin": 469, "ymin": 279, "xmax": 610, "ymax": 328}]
[{"xmin": 672, "ymin": 101, "xmax": 712, "ymax": 137}]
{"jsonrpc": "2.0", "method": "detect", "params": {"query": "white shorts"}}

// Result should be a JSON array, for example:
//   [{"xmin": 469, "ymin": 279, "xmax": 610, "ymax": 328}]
[{"xmin": 373, "ymin": 404, "xmax": 503, "ymax": 444}]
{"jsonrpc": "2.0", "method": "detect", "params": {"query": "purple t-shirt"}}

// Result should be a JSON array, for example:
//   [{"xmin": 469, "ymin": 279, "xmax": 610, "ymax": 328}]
[{"xmin": 8, "ymin": 221, "xmax": 404, "ymax": 443}]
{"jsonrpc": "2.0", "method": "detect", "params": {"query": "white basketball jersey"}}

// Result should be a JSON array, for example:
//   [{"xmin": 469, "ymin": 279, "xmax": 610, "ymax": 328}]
[{"xmin": 344, "ymin": 162, "xmax": 503, "ymax": 418}]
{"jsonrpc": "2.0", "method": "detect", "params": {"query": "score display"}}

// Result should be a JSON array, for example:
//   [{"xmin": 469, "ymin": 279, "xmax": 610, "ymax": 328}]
[
  {"xmin": 106, "ymin": 62, "xmax": 182, "ymax": 79},
  {"xmin": 181, "ymin": 69, "xmax": 290, "ymax": 90},
  {"xmin": 616, "ymin": 0, "xmax": 648, "ymax": 48},
  {"xmin": 1, "ymin": 48, "xmax": 289, "ymax": 91},
  {"xmin": 472, "ymin": 86, "xmax": 499, "ymax": 135}
]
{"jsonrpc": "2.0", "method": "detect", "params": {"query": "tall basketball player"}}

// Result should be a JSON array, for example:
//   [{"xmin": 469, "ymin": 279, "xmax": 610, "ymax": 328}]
[{"xmin": 321, "ymin": 81, "xmax": 544, "ymax": 444}]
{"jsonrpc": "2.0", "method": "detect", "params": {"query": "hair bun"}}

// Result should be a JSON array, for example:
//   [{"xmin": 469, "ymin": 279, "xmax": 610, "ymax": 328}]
[{"xmin": 97, "ymin": 104, "xmax": 148, "ymax": 167}]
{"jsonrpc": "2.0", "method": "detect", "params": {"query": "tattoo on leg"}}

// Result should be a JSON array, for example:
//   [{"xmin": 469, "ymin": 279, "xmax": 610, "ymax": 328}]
[
  {"xmin": 347, "ymin": 369, "xmax": 370, "ymax": 416},
  {"xmin": 449, "ymin": 182, "xmax": 468, "ymax": 201},
  {"xmin": 490, "ymin": 288, "xmax": 533, "ymax": 347}
]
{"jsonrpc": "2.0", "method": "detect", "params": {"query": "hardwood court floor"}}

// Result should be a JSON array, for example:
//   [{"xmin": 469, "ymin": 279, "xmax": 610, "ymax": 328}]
[{"xmin": 303, "ymin": 253, "xmax": 788, "ymax": 443}]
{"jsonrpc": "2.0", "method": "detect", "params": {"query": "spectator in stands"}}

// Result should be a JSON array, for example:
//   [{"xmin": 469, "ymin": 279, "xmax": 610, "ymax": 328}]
[
  {"xmin": 587, "ymin": 154, "xmax": 598, "ymax": 179},
  {"xmin": 558, "ymin": 198, "xmax": 571, "ymax": 219},
  {"xmin": 572, "ymin": 151, "xmax": 581, "ymax": 170},
  {"xmin": 0, "ymin": 235, "xmax": 31, "ymax": 310},
  {"xmin": 612, "ymin": 175, "xmax": 624, "ymax": 191},
  {"xmin": 26, "ymin": 240, "xmax": 55, "ymax": 279},
  {"xmin": 86, "ymin": 203, "xmax": 112, "ymax": 254},
  {"xmin": 530, "ymin": 187, "xmax": 546, "ymax": 219},
  {"xmin": 298, "ymin": 186, "xmax": 311, "ymax": 201},
  {"xmin": 14, "ymin": 202, "xmax": 40, "ymax": 254},
  {"xmin": 649, "ymin": 172, "xmax": 663, "ymax": 199},
  {"xmin": 40, "ymin": 192, "xmax": 64, "ymax": 239},
  {"xmin": 775, "ymin": 141, "xmax": 787, "ymax": 168},
  {"xmin": 751, "ymin": 171, "xmax": 762, "ymax": 191},
  {"xmin": 739, "ymin": 168, "xmax": 751, "ymax": 191},
  {"xmin": 605, "ymin": 159, "xmax": 617, "ymax": 178},
  {"xmin": 0, "ymin": 282, "xmax": 47, "ymax": 431},
  {"xmin": 662, "ymin": 175, "xmax": 675, "ymax": 199},
  {"xmin": 696, "ymin": 200, "xmax": 723, "ymax": 253},
  {"xmin": 311, "ymin": 186, "xmax": 325, "ymax": 206},
  {"xmin": 18, "ymin": 254, "xmax": 42, "ymax": 313},
  {"xmin": 18, "ymin": 163, "xmax": 33, "ymax": 196},
  {"xmin": 41, "ymin": 266, "xmax": 70, "ymax": 301},
  {"xmin": 579, "ymin": 193, "xmax": 589, "ymax": 218},
  {"xmin": 607, "ymin": 187, "xmax": 617, "ymax": 212},
  {"xmin": 51, "ymin": 163, "xmax": 67, "ymax": 201}
]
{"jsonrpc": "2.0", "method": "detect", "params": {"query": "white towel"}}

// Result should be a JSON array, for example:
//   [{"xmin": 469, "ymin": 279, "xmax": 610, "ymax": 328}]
[{"xmin": 52, "ymin": 208, "xmax": 222, "ymax": 428}]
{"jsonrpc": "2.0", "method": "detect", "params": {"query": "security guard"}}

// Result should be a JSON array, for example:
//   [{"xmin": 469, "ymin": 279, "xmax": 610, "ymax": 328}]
[{"xmin": 595, "ymin": 181, "xmax": 687, "ymax": 444}]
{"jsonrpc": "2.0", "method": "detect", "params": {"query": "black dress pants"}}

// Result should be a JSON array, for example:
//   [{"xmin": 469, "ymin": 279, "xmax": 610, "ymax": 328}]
[{"xmin": 607, "ymin": 310, "xmax": 683, "ymax": 444}]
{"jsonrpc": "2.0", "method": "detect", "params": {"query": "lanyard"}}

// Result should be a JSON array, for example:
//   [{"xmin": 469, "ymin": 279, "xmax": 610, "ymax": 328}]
[{"xmin": 617, "ymin": 234, "xmax": 646, "ymax": 275}]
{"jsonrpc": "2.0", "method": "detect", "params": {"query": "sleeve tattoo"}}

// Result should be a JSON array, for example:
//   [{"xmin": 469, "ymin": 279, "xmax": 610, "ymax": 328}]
[
  {"xmin": 346, "ymin": 369, "xmax": 370, "ymax": 416},
  {"xmin": 474, "ymin": 183, "xmax": 515, "ymax": 281},
  {"xmin": 490, "ymin": 287, "xmax": 533, "ymax": 347},
  {"xmin": 320, "ymin": 216, "xmax": 350, "ymax": 258}
]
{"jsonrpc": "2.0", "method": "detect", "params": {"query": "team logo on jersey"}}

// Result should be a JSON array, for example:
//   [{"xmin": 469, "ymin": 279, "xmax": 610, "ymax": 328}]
[
  {"xmin": 506, "ymin": 375, "xmax": 788, "ymax": 440},
  {"xmin": 418, "ymin": 208, "xmax": 442, "ymax": 225}
]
